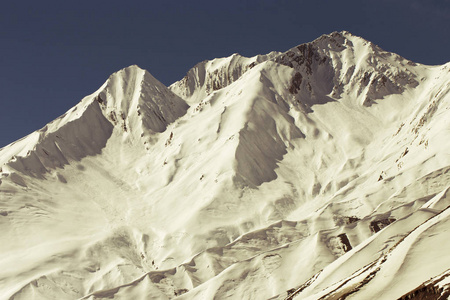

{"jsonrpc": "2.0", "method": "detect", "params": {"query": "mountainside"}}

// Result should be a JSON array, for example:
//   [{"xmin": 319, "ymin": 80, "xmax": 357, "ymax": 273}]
[{"xmin": 1, "ymin": 31, "xmax": 449, "ymax": 300}]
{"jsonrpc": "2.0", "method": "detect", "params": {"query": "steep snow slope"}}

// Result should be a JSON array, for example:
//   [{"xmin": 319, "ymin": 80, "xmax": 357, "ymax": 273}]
[{"xmin": 0, "ymin": 31, "xmax": 449, "ymax": 300}]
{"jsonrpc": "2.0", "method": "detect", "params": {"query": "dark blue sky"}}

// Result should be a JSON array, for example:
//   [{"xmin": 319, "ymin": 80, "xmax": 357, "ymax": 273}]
[{"xmin": 1, "ymin": 0, "xmax": 449, "ymax": 148}]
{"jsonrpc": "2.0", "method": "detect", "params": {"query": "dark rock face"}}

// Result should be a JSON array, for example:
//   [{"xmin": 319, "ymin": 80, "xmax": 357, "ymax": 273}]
[
  {"xmin": 398, "ymin": 287, "xmax": 448, "ymax": 300},
  {"xmin": 370, "ymin": 218, "xmax": 396, "ymax": 233},
  {"xmin": 338, "ymin": 233, "xmax": 352, "ymax": 252},
  {"xmin": 398, "ymin": 269, "xmax": 450, "ymax": 300},
  {"xmin": 274, "ymin": 43, "xmax": 327, "ymax": 75},
  {"xmin": 398, "ymin": 282, "xmax": 450, "ymax": 300},
  {"xmin": 289, "ymin": 72, "xmax": 303, "ymax": 94}
]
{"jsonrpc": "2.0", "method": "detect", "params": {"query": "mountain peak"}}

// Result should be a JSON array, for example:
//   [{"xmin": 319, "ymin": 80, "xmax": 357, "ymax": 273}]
[
  {"xmin": 169, "ymin": 51, "xmax": 281, "ymax": 103},
  {"xmin": 314, "ymin": 30, "xmax": 367, "ymax": 45},
  {"xmin": 105, "ymin": 64, "xmax": 146, "ymax": 83},
  {"xmin": 171, "ymin": 30, "xmax": 420, "ymax": 109},
  {"xmin": 95, "ymin": 65, "xmax": 188, "ymax": 134},
  {"xmin": 0, "ymin": 65, "xmax": 188, "ymax": 178}
]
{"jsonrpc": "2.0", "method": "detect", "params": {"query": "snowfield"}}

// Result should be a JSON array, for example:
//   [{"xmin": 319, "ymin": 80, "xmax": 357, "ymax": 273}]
[{"xmin": 0, "ymin": 31, "xmax": 449, "ymax": 299}]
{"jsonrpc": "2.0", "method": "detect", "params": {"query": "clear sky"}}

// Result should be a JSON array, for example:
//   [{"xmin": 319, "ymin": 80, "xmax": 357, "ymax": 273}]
[{"xmin": 1, "ymin": 0, "xmax": 449, "ymax": 148}]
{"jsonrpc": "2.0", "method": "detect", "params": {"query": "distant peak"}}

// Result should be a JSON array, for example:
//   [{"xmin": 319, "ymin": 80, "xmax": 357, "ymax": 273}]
[
  {"xmin": 107, "ymin": 65, "xmax": 147, "ymax": 81},
  {"xmin": 308, "ymin": 30, "xmax": 370, "ymax": 49},
  {"xmin": 124, "ymin": 64, "xmax": 145, "ymax": 71},
  {"xmin": 318, "ymin": 30, "xmax": 360, "ymax": 40},
  {"xmin": 339, "ymin": 30, "xmax": 354, "ymax": 36}
]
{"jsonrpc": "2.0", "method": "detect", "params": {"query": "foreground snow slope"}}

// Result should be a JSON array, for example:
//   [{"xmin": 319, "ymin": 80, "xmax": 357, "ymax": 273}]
[{"xmin": 0, "ymin": 31, "xmax": 449, "ymax": 300}]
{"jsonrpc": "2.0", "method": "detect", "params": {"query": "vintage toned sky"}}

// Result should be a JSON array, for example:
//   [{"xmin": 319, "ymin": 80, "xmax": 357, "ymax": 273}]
[{"xmin": 0, "ymin": 0, "xmax": 449, "ymax": 147}]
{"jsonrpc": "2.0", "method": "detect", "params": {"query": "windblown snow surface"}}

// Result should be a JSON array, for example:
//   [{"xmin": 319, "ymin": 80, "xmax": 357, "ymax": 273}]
[{"xmin": 1, "ymin": 31, "xmax": 450, "ymax": 300}]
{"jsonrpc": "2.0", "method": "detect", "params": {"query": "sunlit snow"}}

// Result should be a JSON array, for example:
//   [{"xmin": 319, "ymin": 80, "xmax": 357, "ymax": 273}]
[{"xmin": 1, "ymin": 31, "xmax": 449, "ymax": 300}]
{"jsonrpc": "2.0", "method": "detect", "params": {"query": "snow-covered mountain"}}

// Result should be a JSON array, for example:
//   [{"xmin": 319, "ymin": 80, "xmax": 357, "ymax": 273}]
[{"xmin": 1, "ymin": 31, "xmax": 449, "ymax": 300}]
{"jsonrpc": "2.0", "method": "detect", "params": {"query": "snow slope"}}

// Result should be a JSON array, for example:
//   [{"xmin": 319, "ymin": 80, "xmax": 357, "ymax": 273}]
[{"xmin": 0, "ymin": 31, "xmax": 449, "ymax": 300}]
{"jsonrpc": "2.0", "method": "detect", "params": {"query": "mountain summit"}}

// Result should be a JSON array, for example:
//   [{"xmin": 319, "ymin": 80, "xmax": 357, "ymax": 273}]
[{"xmin": 1, "ymin": 31, "xmax": 450, "ymax": 300}]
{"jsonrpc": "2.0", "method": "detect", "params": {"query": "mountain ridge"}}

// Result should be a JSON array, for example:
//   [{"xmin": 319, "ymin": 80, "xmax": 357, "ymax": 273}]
[{"xmin": 1, "ymin": 31, "xmax": 449, "ymax": 300}]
